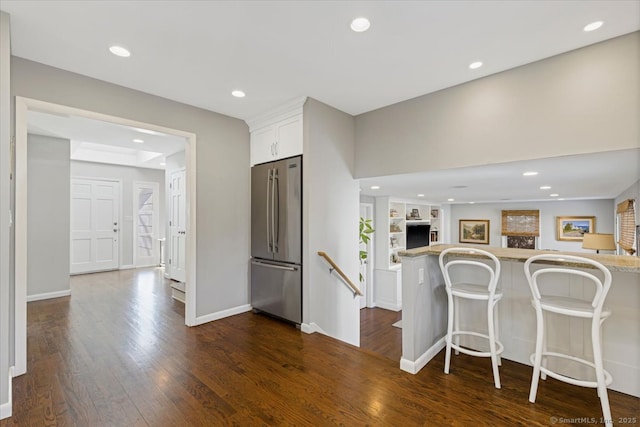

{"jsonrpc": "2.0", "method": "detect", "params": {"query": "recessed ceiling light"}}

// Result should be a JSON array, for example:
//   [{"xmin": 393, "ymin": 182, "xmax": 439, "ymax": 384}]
[
  {"xmin": 558, "ymin": 198, "xmax": 565, "ymax": 201},
  {"xmin": 539, "ymin": 185, "xmax": 551, "ymax": 190},
  {"xmin": 469, "ymin": 61, "xmax": 483, "ymax": 70},
  {"xmin": 133, "ymin": 139, "xmax": 144, "ymax": 143},
  {"xmin": 370, "ymin": 185, "xmax": 380, "ymax": 190},
  {"xmin": 350, "ymin": 17, "xmax": 371, "ymax": 32},
  {"xmin": 417, "ymin": 194, "xmax": 424, "ymax": 197},
  {"xmin": 550, "ymin": 193, "xmax": 559, "ymax": 197},
  {"xmin": 447, "ymin": 198, "xmax": 455, "ymax": 202},
  {"xmin": 109, "ymin": 45, "xmax": 131, "ymax": 57},
  {"xmin": 469, "ymin": 202, "xmax": 475, "ymax": 204},
  {"xmin": 231, "ymin": 90, "xmax": 246, "ymax": 98},
  {"xmin": 523, "ymin": 171, "xmax": 538, "ymax": 176},
  {"xmin": 584, "ymin": 21, "xmax": 603, "ymax": 32},
  {"xmin": 159, "ymin": 162, "xmax": 166, "ymax": 166}
]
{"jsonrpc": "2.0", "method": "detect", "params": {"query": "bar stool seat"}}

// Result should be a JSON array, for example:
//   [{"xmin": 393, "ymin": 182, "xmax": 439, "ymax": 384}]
[
  {"xmin": 439, "ymin": 247, "xmax": 503, "ymax": 389},
  {"xmin": 524, "ymin": 254, "xmax": 614, "ymax": 426}
]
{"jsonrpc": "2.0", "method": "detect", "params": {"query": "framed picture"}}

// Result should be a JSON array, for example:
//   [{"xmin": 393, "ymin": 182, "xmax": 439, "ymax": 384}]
[
  {"xmin": 556, "ymin": 216, "xmax": 595, "ymax": 241},
  {"xmin": 430, "ymin": 209, "xmax": 439, "ymax": 219},
  {"xmin": 459, "ymin": 219, "xmax": 490, "ymax": 244}
]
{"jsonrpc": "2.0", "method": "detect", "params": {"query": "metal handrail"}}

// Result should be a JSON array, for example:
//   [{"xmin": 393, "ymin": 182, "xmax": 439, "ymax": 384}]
[{"xmin": 317, "ymin": 251, "xmax": 363, "ymax": 297}]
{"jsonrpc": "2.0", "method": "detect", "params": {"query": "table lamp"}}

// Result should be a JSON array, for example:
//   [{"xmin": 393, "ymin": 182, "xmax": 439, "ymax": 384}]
[{"xmin": 582, "ymin": 233, "xmax": 616, "ymax": 254}]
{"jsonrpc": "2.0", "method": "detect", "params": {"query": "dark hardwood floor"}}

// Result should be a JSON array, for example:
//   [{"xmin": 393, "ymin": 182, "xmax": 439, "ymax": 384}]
[{"xmin": 3, "ymin": 268, "xmax": 637, "ymax": 426}]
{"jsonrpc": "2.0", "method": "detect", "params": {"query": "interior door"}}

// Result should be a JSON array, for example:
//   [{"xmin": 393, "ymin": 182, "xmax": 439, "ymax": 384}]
[
  {"xmin": 170, "ymin": 169, "xmax": 186, "ymax": 282},
  {"xmin": 134, "ymin": 181, "xmax": 159, "ymax": 267},
  {"xmin": 70, "ymin": 178, "xmax": 120, "ymax": 274},
  {"xmin": 359, "ymin": 203, "xmax": 373, "ymax": 309}
]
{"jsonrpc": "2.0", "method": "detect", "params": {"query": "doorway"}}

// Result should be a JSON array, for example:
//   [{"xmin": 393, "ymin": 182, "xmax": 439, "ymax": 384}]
[
  {"xmin": 14, "ymin": 96, "xmax": 197, "ymax": 376},
  {"xmin": 359, "ymin": 202, "xmax": 374, "ymax": 309},
  {"xmin": 133, "ymin": 181, "xmax": 160, "ymax": 268}
]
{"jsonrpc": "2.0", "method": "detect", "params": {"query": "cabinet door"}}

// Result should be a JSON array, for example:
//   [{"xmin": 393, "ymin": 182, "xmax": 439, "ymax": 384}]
[
  {"xmin": 250, "ymin": 125, "xmax": 276, "ymax": 166},
  {"xmin": 274, "ymin": 115, "xmax": 302, "ymax": 160}
]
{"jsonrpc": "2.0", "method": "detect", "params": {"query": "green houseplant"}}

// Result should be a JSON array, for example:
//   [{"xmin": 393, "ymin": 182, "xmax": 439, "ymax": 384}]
[{"xmin": 359, "ymin": 217, "xmax": 374, "ymax": 282}]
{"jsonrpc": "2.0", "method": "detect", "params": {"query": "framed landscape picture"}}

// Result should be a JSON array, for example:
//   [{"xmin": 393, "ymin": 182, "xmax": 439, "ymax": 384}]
[
  {"xmin": 556, "ymin": 216, "xmax": 595, "ymax": 241},
  {"xmin": 459, "ymin": 219, "xmax": 490, "ymax": 244}
]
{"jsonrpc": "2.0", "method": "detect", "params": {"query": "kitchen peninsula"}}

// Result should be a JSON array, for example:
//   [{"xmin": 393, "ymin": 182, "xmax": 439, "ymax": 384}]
[{"xmin": 398, "ymin": 244, "xmax": 640, "ymax": 397}]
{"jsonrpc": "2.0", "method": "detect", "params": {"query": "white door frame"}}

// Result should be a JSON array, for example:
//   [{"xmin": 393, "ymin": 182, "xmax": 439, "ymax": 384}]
[
  {"xmin": 133, "ymin": 181, "xmax": 160, "ymax": 268},
  {"xmin": 360, "ymin": 202, "xmax": 375, "ymax": 309},
  {"xmin": 70, "ymin": 176, "xmax": 123, "ymax": 273},
  {"xmin": 15, "ymin": 96, "xmax": 198, "ymax": 377}
]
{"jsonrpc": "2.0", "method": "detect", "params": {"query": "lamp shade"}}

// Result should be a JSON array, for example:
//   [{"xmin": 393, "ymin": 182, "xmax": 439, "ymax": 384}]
[{"xmin": 582, "ymin": 233, "xmax": 616, "ymax": 252}]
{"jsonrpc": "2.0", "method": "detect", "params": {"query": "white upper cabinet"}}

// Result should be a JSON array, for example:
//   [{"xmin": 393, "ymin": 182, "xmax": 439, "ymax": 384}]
[{"xmin": 247, "ymin": 97, "xmax": 306, "ymax": 166}]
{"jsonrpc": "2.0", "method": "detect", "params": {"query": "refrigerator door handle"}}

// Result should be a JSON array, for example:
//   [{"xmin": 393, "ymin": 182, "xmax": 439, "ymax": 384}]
[
  {"xmin": 273, "ymin": 168, "xmax": 280, "ymax": 252},
  {"xmin": 251, "ymin": 259, "xmax": 298, "ymax": 271},
  {"xmin": 271, "ymin": 167, "xmax": 277, "ymax": 253},
  {"xmin": 266, "ymin": 168, "xmax": 272, "ymax": 252}
]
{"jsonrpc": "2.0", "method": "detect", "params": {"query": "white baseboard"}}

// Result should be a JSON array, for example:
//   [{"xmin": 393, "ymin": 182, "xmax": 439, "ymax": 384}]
[
  {"xmin": 119, "ymin": 265, "xmax": 135, "ymax": 270},
  {"xmin": 300, "ymin": 322, "xmax": 326, "ymax": 335},
  {"xmin": 400, "ymin": 337, "xmax": 446, "ymax": 374},
  {"xmin": 193, "ymin": 304, "xmax": 252, "ymax": 326},
  {"xmin": 163, "ymin": 272, "xmax": 170, "ymax": 279},
  {"xmin": 0, "ymin": 366, "xmax": 13, "ymax": 419},
  {"xmin": 27, "ymin": 289, "xmax": 71, "ymax": 302},
  {"xmin": 373, "ymin": 300, "xmax": 401, "ymax": 312}
]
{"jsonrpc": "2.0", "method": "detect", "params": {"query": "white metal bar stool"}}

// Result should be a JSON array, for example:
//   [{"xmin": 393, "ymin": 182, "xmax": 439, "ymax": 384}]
[
  {"xmin": 439, "ymin": 247, "xmax": 503, "ymax": 389},
  {"xmin": 524, "ymin": 254, "xmax": 613, "ymax": 426}
]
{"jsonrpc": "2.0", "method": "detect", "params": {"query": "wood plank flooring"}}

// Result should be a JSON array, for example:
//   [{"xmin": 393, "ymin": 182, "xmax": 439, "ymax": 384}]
[{"xmin": 2, "ymin": 268, "xmax": 638, "ymax": 426}]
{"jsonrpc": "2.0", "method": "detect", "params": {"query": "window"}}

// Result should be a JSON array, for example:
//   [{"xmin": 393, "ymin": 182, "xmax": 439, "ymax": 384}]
[
  {"xmin": 617, "ymin": 199, "xmax": 636, "ymax": 255},
  {"xmin": 502, "ymin": 210, "xmax": 540, "ymax": 249}
]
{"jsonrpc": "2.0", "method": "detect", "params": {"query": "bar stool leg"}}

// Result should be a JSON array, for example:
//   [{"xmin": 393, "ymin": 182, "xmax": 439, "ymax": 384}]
[
  {"xmin": 592, "ymin": 319, "xmax": 612, "ymax": 426},
  {"xmin": 494, "ymin": 303, "xmax": 501, "ymax": 366},
  {"xmin": 529, "ymin": 306, "xmax": 544, "ymax": 403},
  {"xmin": 541, "ymin": 314, "xmax": 547, "ymax": 381},
  {"xmin": 454, "ymin": 296, "xmax": 460, "ymax": 356},
  {"xmin": 444, "ymin": 293, "xmax": 454, "ymax": 374},
  {"xmin": 487, "ymin": 301, "xmax": 501, "ymax": 389}
]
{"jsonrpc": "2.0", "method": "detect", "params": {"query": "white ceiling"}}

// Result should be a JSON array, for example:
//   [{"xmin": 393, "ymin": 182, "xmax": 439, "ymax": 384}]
[
  {"xmin": 27, "ymin": 111, "xmax": 186, "ymax": 169},
  {"xmin": 359, "ymin": 149, "xmax": 640, "ymax": 204},
  {"xmin": 5, "ymin": 1, "xmax": 639, "ymax": 200},
  {"xmin": 3, "ymin": 1, "xmax": 639, "ymax": 121}
]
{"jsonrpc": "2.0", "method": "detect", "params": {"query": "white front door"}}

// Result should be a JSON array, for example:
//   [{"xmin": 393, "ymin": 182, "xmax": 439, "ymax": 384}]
[
  {"xmin": 170, "ymin": 169, "xmax": 186, "ymax": 282},
  {"xmin": 70, "ymin": 178, "xmax": 120, "ymax": 274},
  {"xmin": 134, "ymin": 181, "xmax": 160, "ymax": 267}
]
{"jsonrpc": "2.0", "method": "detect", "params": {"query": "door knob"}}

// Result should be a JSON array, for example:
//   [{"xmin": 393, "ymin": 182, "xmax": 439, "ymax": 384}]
[{"xmin": 113, "ymin": 229, "xmax": 118, "ymax": 232}]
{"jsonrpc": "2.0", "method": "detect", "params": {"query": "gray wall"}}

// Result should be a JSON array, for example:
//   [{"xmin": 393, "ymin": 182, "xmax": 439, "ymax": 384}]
[
  {"xmin": 449, "ymin": 199, "xmax": 615, "ymax": 252},
  {"xmin": 11, "ymin": 57, "xmax": 250, "ymax": 320},
  {"xmin": 303, "ymin": 98, "xmax": 361, "ymax": 346},
  {"xmin": 71, "ymin": 160, "xmax": 166, "ymax": 267},
  {"xmin": 27, "ymin": 135, "xmax": 70, "ymax": 298},
  {"xmin": 1, "ymin": 10, "xmax": 11, "ymax": 414},
  {"xmin": 355, "ymin": 32, "xmax": 640, "ymax": 178}
]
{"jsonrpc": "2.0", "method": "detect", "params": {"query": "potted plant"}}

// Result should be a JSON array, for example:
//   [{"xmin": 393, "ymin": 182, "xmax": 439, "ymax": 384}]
[{"xmin": 359, "ymin": 217, "xmax": 374, "ymax": 282}]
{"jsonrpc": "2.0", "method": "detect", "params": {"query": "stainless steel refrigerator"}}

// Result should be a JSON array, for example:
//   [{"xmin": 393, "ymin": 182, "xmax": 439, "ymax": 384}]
[{"xmin": 250, "ymin": 155, "xmax": 302, "ymax": 324}]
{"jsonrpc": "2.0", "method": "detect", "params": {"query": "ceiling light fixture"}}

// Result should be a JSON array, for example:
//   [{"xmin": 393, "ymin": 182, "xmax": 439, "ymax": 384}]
[
  {"xmin": 350, "ymin": 17, "xmax": 371, "ymax": 33},
  {"xmin": 417, "ymin": 194, "xmax": 425, "ymax": 197},
  {"xmin": 523, "ymin": 171, "xmax": 538, "ymax": 176},
  {"xmin": 539, "ymin": 185, "xmax": 551, "ymax": 190},
  {"xmin": 469, "ymin": 202, "xmax": 475, "ymax": 204},
  {"xmin": 159, "ymin": 162, "xmax": 166, "ymax": 166},
  {"xmin": 550, "ymin": 193, "xmax": 559, "ymax": 197},
  {"xmin": 109, "ymin": 45, "xmax": 131, "ymax": 57},
  {"xmin": 584, "ymin": 21, "xmax": 604, "ymax": 32},
  {"xmin": 133, "ymin": 139, "xmax": 144, "ymax": 143},
  {"xmin": 370, "ymin": 185, "xmax": 380, "ymax": 190},
  {"xmin": 231, "ymin": 90, "xmax": 246, "ymax": 98},
  {"xmin": 447, "ymin": 198, "xmax": 455, "ymax": 202},
  {"xmin": 469, "ymin": 61, "xmax": 483, "ymax": 69}
]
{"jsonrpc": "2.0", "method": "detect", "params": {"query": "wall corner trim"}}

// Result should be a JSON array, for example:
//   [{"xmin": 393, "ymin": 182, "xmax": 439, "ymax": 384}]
[{"xmin": 192, "ymin": 304, "xmax": 252, "ymax": 326}]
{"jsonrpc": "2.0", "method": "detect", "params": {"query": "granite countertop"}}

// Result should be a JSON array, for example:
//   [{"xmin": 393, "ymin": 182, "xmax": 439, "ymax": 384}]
[{"xmin": 399, "ymin": 244, "xmax": 640, "ymax": 273}]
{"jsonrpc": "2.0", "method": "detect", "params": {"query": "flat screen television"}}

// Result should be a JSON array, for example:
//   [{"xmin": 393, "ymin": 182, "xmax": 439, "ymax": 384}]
[{"xmin": 406, "ymin": 223, "xmax": 431, "ymax": 249}]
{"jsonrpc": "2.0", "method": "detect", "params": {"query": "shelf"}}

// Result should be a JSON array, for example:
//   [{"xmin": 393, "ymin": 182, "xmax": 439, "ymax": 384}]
[
  {"xmin": 389, "ymin": 231, "xmax": 405, "ymax": 235},
  {"xmin": 389, "ymin": 216, "xmax": 403, "ymax": 220},
  {"xmin": 390, "ymin": 246, "xmax": 405, "ymax": 251},
  {"xmin": 389, "ymin": 264, "xmax": 402, "ymax": 271},
  {"xmin": 406, "ymin": 219, "xmax": 429, "ymax": 224}
]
